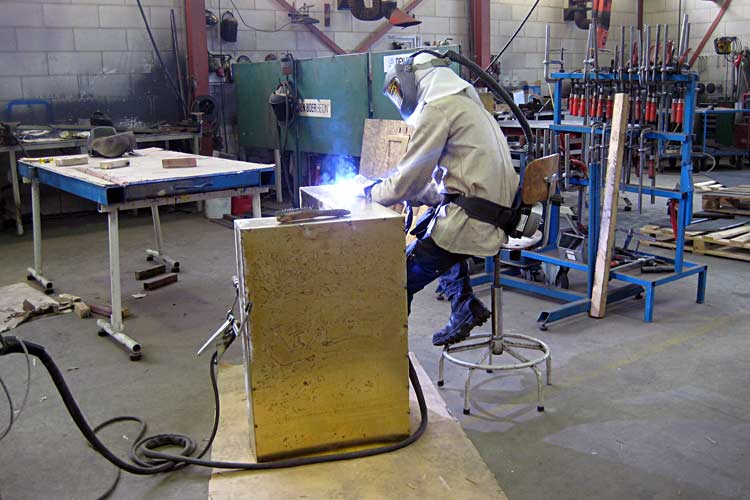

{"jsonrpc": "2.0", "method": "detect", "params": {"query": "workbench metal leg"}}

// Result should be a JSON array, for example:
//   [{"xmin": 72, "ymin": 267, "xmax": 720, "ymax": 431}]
[
  {"xmin": 644, "ymin": 284, "xmax": 655, "ymax": 323},
  {"xmin": 97, "ymin": 209, "xmax": 142, "ymax": 361},
  {"xmin": 252, "ymin": 189, "xmax": 262, "ymax": 218},
  {"xmin": 697, "ymin": 269, "xmax": 707, "ymax": 304},
  {"xmin": 9, "ymin": 150, "xmax": 24, "ymax": 236},
  {"xmin": 192, "ymin": 136, "xmax": 200, "ymax": 154},
  {"xmin": 26, "ymin": 174, "xmax": 53, "ymax": 292},
  {"xmin": 145, "ymin": 204, "xmax": 180, "ymax": 272},
  {"xmin": 274, "ymin": 149, "xmax": 283, "ymax": 203}
]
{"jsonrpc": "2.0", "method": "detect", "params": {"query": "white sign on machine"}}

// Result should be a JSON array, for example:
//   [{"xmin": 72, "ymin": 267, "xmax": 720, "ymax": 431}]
[
  {"xmin": 383, "ymin": 54, "xmax": 410, "ymax": 73},
  {"xmin": 298, "ymin": 99, "xmax": 332, "ymax": 118}
]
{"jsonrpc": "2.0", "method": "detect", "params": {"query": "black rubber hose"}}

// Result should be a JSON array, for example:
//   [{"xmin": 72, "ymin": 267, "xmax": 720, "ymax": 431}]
[
  {"xmin": 409, "ymin": 49, "xmax": 535, "ymax": 154},
  {"xmin": 0, "ymin": 336, "xmax": 428, "ymax": 474}
]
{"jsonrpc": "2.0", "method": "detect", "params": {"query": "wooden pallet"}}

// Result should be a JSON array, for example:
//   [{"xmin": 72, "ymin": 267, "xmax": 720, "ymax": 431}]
[
  {"xmin": 701, "ymin": 185, "xmax": 750, "ymax": 215},
  {"xmin": 640, "ymin": 224, "xmax": 750, "ymax": 262}
]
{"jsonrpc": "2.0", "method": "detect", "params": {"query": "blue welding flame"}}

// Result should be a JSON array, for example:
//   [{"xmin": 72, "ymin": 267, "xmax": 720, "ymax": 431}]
[{"xmin": 319, "ymin": 155, "xmax": 359, "ymax": 185}]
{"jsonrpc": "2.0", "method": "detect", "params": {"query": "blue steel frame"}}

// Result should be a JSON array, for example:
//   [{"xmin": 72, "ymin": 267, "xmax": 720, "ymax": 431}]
[{"xmin": 475, "ymin": 71, "xmax": 707, "ymax": 328}]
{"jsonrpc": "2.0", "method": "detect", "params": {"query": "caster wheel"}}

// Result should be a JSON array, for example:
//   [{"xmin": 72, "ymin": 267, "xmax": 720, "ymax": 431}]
[
  {"xmin": 436, "ymin": 293, "xmax": 445, "ymax": 301},
  {"xmin": 44, "ymin": 288, "xmax": 54, "ymax": 295},
  {"xmin": 635, "ymin": 293, "xmax": 643, "ymax": 300},
  {"xmin": 486, "ymin": 370, "xmax": 494, "ymax": 374},
  {"xmin": 146, "ymin": 255, "xmax": 154, "ymax": 262},
  {"xmin": 26, "ymin": 275, "xmax": 34, "ymax": 281},
  {"xmin": 130, "ymin": 354, "xmax": 142, "ymax": 362},
  {"xmin": 463, "ymin": 408, "xmax": 471, "ymax": 415},
  {"xmin": 539, "ymin": 324, "xmax": 548, "ymax": 331},
  {"xmin": 537, "ymin": 406, "xmax": 545, "ymax": 412},
  {"xmin": 97, "ymin": 330, "xmax": 108, "ymax": 337},
  {"xmin": 172, "ymin": 264, "xmax": 180, "ymax": 273},
  {"xmin": 437, "ymin": 380, "xmax": 444, "ymax": 387}
]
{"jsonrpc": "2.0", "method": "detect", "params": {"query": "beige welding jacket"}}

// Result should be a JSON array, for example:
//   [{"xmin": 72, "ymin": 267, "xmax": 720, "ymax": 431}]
[{"xmin": 370, "ymin": 90, "xmax": 519, "ymax": 256}]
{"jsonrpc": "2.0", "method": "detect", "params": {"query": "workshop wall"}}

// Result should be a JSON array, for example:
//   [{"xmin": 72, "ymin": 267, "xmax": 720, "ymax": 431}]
[
  {"xmin": 647, "ymin": 0, "xmax": 750, "ymax": 94},
  {"xmin": 204, "ymin": 0, "xmax": 636, "ymax": 88},
  {"xmin": 0, "ymin": 0, "xmax": 186, "ymax": 126}
]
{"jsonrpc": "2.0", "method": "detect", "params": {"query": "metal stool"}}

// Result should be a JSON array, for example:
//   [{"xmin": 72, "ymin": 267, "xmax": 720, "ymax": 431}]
[{"xmin": 437, "ymin": 234, "xmax": 552, "ymax": 414}]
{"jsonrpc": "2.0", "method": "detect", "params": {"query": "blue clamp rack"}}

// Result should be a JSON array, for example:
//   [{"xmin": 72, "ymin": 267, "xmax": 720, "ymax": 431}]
[{"xmin": 476, "ymin": 71, "xmax": 708, "ymax": 329}]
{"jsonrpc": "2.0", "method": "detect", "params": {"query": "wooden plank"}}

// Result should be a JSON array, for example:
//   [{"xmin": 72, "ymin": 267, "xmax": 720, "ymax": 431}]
[
  {"xmin": 704, "ymin": 225, "xmax": 750, "ymax": 240},
  {"xmin": 162, "ymin": 157, "xmax": 197, "ymax": 168},
  {"xmin": 590, "ymin": 93, "xmax": 629, "ymax": 319},
  {"xmin": 142, "ymin": 272, "xmax": 178, "ymax": 290},
  {"xmin": 207, "ymin": 357, "xmax": 508, "ymax": 500},
  {"xmin": 54, "ymin": 154, "xmax": 88, "ymax": 167},
  {"xmin": 359, "ymin": 119, "xmax": 413, "ymax": 180},
  {"xmin": 89, "ymin": 303, "xmax": 130, "ymax": 318},
  {"xmin": 99, "ymin": 158, "xmax": 130, "ymax": 169},
  {"xmin": 134, "ymin": 264, "xmax": 166, "ymax": 281}
]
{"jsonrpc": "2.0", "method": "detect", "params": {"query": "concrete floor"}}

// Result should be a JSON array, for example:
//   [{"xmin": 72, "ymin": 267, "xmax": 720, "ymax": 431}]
[{"xmin": 1, "ymin": 186, "xmax": 749, "ymax": 499}]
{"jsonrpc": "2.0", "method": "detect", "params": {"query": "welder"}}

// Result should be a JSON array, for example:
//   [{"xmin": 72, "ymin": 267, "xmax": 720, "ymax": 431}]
[{"xmin": 356, "ymin": 52, "xmax": 519, "ymax": 347}]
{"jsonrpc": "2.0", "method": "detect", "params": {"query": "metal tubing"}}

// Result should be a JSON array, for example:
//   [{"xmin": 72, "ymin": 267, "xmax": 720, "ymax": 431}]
[
  {"xmin": 107, "ymin": 210, "xmax": 124, "ymax": 333},
  {"xmin": 31, "ymin": 175, "xmax": 42, "ymax": 274},
  {"xmin": 441, "ymin": 334, "xmax": 551, "ymax": 371},
  {"xmin": 97, "ymin": 319, "xmax": 142, "ymax": 358},
  {"xmin": 638, "ymin": 128, "xmax": 653, "ymax": 213},
  {"xmin": 274, "ymin": 149, "xmax": 283, "ymax": 203},
  {"xmin": 151, "ymin": 204, "xmax": 163, "ymax": 255},
  {"xmin": 252, "ymin": 190, "xmax": 262, "ymax": 218},
  {"xmin": 9, "ymin": 150, "xmax": 23, "ymax": 235},
  {"xmin": 564, "ymin": 134, "xmax": 571, "ymax": 191}
]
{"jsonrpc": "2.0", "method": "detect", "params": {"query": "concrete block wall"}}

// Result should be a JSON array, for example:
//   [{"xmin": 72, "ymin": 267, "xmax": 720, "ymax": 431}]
[
  {"xmin": 0, "ymin": 0, "xmax": 186, "ymax": 125},
  {"xmin": 489, "ymin": 0, "xmax": 637, "ymax": 86},
  {"xmin": 204, "ymin": 0, "xmax": 469, "ymax": 61},
  {"xmin": 204, "ymin": 0, "xmax": 637, "ymax": 88},
  {"xmin": 646, "ymin": 0, "xmax": 750, "ymax": 91}
]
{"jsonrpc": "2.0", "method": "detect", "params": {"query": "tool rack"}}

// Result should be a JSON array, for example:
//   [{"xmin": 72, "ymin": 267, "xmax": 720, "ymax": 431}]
[{"xmin": 482, "ymin": 20, "xmax": 709, "ymax": 329}]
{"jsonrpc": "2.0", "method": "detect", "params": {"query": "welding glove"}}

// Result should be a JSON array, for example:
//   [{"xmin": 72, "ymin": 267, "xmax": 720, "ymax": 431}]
[{"xmin": 352, "ymin": 174, "xmax": 382, "ymax": 199}]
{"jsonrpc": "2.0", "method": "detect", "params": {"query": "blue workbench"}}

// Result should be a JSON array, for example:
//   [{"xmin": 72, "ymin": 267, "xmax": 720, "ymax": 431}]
[{"xmin": 17, "ymin": 148, "xmax": 275, "ymax": 360}]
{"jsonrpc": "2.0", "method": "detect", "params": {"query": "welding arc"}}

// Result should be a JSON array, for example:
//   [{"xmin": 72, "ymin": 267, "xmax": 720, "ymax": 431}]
[{"xmin": 0, "ymin": 337, "xmax": 429, "ymax": 489}]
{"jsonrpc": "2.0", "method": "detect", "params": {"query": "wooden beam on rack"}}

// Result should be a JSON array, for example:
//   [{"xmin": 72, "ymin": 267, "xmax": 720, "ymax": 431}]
[
  {"xmin": 590, "ymin": 93, "xmax": 630, "ymax": 319},
  {"xmin": 689, "ymin": 0, "xmax": 733, "ymax": 67}
]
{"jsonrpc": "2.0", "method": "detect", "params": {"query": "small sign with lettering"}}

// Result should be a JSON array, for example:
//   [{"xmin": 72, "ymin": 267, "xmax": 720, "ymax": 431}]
[
  {"xmin": 298, "ymin": 99, "xmax": 332, "ymax": 118},
  {"xmin": 383, "ymin": 54, "xmax": 409, "ymax": 73}
]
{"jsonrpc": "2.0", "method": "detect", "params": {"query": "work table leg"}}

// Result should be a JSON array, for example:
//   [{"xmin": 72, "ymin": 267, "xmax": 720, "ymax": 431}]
[
  {"xmin": 9, "ymin": 150, "xmax": 24, "ymax": 236},
  {"xmin": 26, "ymin": 173, "xmax": 53, "ymax": 292},
  {"xmin": 145, "ymin": 204, "xmax": 180, "ymax": 272},
  {"xmin": 97, "ymin": 209, "xmax": 143, "ymax": 361}
]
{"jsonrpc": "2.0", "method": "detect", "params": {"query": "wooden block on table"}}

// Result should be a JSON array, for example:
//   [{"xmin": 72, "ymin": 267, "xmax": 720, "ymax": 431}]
[
  {"xmin": 99, "ymin": 159, "xmax": 130, "ymax": 169},
  {"xmin": 142, "ymin": 272, "xmax": 178, "ymax": 290},
  {"xmin": 235, "ymin": 185, "xmax": 409, "ymax": 462},
  {"xmin": 134, "ymin": 264, "xmax": 166, "ymax": 281},
  {"xmin": 58, "ymin": 293, "xmax": 81, "ymax": 303},
  {"xmin": 54, "ymin": 155, "xmax": 88, "ymax": 167},
  {"xmin": 162, "ymin": 157, "xmax": 197, "ymax": 168},
  {"xmin": 74, "ymin": 302, "xmax": 91, "ymax": 318}
]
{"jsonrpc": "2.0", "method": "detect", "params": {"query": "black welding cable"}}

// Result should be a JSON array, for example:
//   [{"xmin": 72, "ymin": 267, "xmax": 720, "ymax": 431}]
[
  {"xmin": 136, "ymin": 0, "xmax": 188, "ymax": 118},
  {"xmin": 472, "ymin": 0, "xmax": 541, "ymax": 85},
  {"xmin": 0, "ymin": 336, "xmax": 428, "ymax": 489},
  {"xmin": 0, "ymin": 335, "xmax": 31, "ymax": 442},
  {"xmin": 411, "ymin": 49, "xmax": 534, "ymax": 151}
]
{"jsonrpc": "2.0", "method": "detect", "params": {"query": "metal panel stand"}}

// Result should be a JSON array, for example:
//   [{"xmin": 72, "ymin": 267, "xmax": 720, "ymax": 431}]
[
  {"xmin": 97, "ymin": 209, "xmax": 142, "ymax": 361},
  {"xmin": 26, "ymin": 170, "xmax": 53, "ymax": 292},
  {"xmin": 437, "ymin": 253, "xmax": 552, "ymax": 415}
]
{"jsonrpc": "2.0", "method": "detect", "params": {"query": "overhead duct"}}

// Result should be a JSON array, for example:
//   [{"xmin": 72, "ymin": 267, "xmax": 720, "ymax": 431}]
[{"xmin": 348, "ymin": 0, "xmax": 421, "ymax": 28}]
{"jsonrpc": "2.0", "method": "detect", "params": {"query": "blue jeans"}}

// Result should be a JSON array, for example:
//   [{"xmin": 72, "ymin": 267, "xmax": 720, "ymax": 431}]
[{"xmin": 406, "ymin": 237, "xmax": 473, "ymax": 314}]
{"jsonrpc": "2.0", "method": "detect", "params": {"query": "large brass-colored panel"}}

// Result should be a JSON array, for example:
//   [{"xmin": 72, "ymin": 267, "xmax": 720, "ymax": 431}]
[{"xmin": 234, "ymin": 190, "xmax": 409, "ymax": 461}]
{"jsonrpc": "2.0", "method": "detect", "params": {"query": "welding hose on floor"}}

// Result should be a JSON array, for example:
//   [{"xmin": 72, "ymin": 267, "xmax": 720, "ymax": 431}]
[{"xmin": 0, "ymin": 335, "xmax": 428, "ymax": 475}]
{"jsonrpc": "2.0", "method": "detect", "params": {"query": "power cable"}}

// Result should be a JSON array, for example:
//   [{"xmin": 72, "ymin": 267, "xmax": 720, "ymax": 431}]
[
  {"xmin": 472, "ymin": 0, "xmax": 541, "ymax": 85},
  {"xmin": 135, "ymin": 0, "xmax": 188, "ymax": 118},
  {"xmin": 229, "ymin": 0, "xmax": 292, "ymax": 32},
  {"xmin": 0, "ymin": 336, "xmax": 31, "ymax": 442}
]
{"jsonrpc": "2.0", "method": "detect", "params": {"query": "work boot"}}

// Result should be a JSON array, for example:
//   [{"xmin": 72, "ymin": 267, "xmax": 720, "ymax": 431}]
[{"xmin": 432, "ymin": 296, "xmax": 491, "ymax": 346}]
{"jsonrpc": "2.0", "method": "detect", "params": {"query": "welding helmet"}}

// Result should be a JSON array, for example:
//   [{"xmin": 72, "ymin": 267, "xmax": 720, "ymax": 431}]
[{"xmin": 383, "ymin": 54, "xmax": 450, "ymax": 120}]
